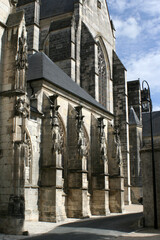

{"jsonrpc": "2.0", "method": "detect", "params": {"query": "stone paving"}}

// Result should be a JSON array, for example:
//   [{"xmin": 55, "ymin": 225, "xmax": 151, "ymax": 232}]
[{"xmin": 0, "ymin": 205, "xmax": 160, "ymax": 240}]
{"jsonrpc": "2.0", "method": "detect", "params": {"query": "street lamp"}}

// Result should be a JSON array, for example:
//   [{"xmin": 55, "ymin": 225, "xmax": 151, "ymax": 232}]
[{"xmin": 141, "ymin": 80, "xmax": 158, "ymax": 229}]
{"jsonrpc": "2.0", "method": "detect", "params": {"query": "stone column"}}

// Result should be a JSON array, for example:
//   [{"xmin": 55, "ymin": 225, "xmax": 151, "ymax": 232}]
[
  {"xmin": 40, "ymin": 94, "xmax": 66, "ymax": 222},
  {"xmin": 0, "ymin": 15, "xmax": 29, "ymax": 234},
  {"xmin": 67, "ymin": 105, "xmax": 91, "ymax": 218},
  {"xmin": 91, "ymin": 117, "xmax": 110, "ymax": 215},
  {"xmin": 108, "ymin": 124, "xmax": 124, "ymax": 213}
]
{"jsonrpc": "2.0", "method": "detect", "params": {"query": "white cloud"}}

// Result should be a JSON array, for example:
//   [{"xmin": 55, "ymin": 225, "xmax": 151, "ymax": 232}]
[
  {"xmin": 107, "ymin": 0, "xmax": 160, "ymax": 109},
  {"xmin": 114, "ymin": 17, "xmax": 141, "ymax": 39},
  {"xmin": 107, "ymin": 0, "xmax": 160, "ymax": 16},
  {"xmin": 142, "ymin": 17, "xmax": 160, "ymax": 38},
  {"xmin": 108, "ymin": 0, "xmax": 127, "ymax": 12},
  {"xmin": 141, "ymin": 0, "xmax": 160, "ymax": 16},
  {"xmin": 153, "ymin": 105, "xmax": 160, "ymax": 111},
  {"xmin": 126, "ymin": 51, "xmax": 160, "ymax": 93}
]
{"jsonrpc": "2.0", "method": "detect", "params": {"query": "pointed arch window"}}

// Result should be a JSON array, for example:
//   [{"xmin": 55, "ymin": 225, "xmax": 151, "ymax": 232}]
[{"xmin": 97, "ymin": 42, "xmax": 107, "ymax": 108}]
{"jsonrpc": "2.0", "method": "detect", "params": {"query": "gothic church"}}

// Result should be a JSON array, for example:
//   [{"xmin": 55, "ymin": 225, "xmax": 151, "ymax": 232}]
[{"xmin": 0, "ymin": 0, "xmax": 142, "ymax": 234}]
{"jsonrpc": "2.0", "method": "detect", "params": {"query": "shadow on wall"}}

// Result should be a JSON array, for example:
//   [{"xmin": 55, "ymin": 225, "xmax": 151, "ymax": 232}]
[
  {"xmin": 16, "ymin": 232, "xmax": 160, "ymax": 240},
  {"xmin": 118, "ymin": 235, "xmax": 160, "ymax": 240},
  {"xmin": 17, "ymin": 232, "xmax": 117, "ymax": 240}
]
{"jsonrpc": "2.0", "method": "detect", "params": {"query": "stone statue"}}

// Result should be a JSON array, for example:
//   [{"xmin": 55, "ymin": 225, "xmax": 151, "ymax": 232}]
[
  {"xmin": 114, "ymin": 126, "xmax": 123, "ymax": 174},
  {"xmin": 16, "ymin": 30, "xmax": 28, "ymax": 71},
  {"xmin": 75, "ymin": 106, "xmax": 88, "ymax": 159},
  {"xmin": 77, "ymin": 127, "xmax": 88, "ymax": 158},
  {"xmin": 15, "ymin": 98, "xmax": 29, "ymax": 118},
  {"xmin": 98, "ymin": 118, "xmax": 107, "ymax": 162},
  {"xmin": 24, "ymin": 133, "xmax": 32, "ymax": 184},
  {"xmin": 51, "ymin": 124, "xmax": 63, "ymax": 154},
  {"xmin": 50, "ymin": 96, "xmax": 63, "ymax": 154}
]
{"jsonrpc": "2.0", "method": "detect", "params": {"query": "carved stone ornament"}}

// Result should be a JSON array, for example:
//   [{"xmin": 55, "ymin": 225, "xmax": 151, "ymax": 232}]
[
  {"xmin": 50, "ymin": 95, "xmax": 64, "ymax": 154},
  {"xmin": 15, "ymin": 98, "xmax": 30, "ymax": 118},
  {"xmin": 98, "ymin": 117, "xmax": 107, "ymax": 162},
  {"xmin": 15, "ymin": 29, "xmax": 28, "ymax": 70},
  {"xmin": 75, "ymin": 106, "xmax": 88, "ymax": 158}
]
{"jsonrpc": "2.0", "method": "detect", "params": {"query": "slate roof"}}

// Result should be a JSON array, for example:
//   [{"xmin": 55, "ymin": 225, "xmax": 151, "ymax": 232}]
[
  {"xmin": 17, "ymin": 0, "xmax": 35, "ymax": 6},
  {"xmin": 129, "ymin": 106, "xmax": 141, "ymax": 125},
  {"xmin": 142, "ymin": 111, "xmax": 160, "ymax": 137},
  {"xmin": 40, "ymin": 0, "xmax": 77, "ymax": 20},
  {"xmin": 27, "ymin": 52, "xmax": 113, "ymax": 117}
]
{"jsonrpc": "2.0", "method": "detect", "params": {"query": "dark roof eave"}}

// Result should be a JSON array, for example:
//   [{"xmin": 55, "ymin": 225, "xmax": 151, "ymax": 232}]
[
  {"xmin": 40, "ymin": 11, "xmax": 73, "ymax": 20},
  {"xmin": 27, "ymin": 77, "xmax": 114, "ymax": 119}
]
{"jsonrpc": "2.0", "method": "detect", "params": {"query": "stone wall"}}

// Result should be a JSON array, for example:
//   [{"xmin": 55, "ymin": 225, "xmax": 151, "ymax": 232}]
[
  {"xmin": 26, "ymin": 78, "xmax": 118, "ymax": 222},
  {"xmin": 0, "ymin": 0, "xmax": 12, "ymax": 91},
  {"xmin": 0, "ymin": 7, "xmax": 29, "ymax": 234},
  {"xmin": 17, "ymin": 0, "xmax": 40, "ymax": 53},
  {"xmin": 128, "ymin": 80, "xmax": 142, "ymax": 123},
  {"xmin": 141, "ymin": 142, "xmax": 160, "ymax": 228},
  {"xmin": 129, "ymin": 125, "xmax": 142, "ymax": 203},
  {"xmin": 49, "ymin": 22, "xmax": 73, "ymax": 79},
  {"xmin": 80, "ymin": 22, "xmax": 96, "ymax": 99},
  {"xmin": 39, "ymin": 0, "xmax": 115, "ymax": 112}
]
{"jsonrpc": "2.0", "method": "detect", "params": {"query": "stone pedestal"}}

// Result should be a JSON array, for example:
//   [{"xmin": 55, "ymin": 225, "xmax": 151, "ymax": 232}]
[
  {"xmin": 67, "ymin": 171, "xmax": 91, "ymax": 218},
  {"xmin": 40, "ymin": 167, "xmax": 67, "ymax": 222},
  {"xmin": 124, "ymin": 186, "xmax": 131, "ymax": 205},
  {"xmin": 109, "ymin": 176, "xmax": 124, "ymax": 213},
  {"xmin": 0, "ymin": 217, "xmax": 24, "ymax": 235},
  {"xmin": 91, "ymin": 174, "xmax": 110, "ymax": 215},
  {"xmin": 131, "ymin": 186, "xmax": 143, "ymax": 204}
]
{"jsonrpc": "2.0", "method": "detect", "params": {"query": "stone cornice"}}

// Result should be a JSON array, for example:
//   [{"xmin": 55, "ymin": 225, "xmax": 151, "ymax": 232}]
[{"xmin": 0, "ymin": 21, "xmax": 7, "ymax": 29}]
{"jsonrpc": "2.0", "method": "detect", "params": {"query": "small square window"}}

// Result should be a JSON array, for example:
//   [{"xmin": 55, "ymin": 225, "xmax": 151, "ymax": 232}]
[{"xmin": 97, "ymin": 0, "xmax": 101, "ymax": 9}]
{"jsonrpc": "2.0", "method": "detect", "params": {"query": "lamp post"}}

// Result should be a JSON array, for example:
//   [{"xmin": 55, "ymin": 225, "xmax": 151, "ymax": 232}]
[{"xmin": 141, "ymin": 80, "xmax": 158, "ymax": 229}]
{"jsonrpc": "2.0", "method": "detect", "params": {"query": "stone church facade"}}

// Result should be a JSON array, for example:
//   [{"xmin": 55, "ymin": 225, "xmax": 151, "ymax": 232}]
[{"xmin": 0, "ymin": 0, "xmax": 142, "ymax": 234}]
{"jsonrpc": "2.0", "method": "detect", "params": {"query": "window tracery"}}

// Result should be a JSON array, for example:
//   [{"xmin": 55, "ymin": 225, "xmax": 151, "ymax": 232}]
[{"xmin": 98, "ymin": 42, "xmax": 107, "ymax": 108}]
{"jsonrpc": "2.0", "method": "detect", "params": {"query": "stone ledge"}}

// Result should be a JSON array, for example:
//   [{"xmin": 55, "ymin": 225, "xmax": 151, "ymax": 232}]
[{"xmin": 0, "ymin": 89, "xmax": 25, "ymax": 97}]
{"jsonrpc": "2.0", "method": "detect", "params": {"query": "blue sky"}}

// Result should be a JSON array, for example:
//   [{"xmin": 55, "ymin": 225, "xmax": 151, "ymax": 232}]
[{"xmin": 107, "ymin": 0, "xmax": 160, "ymax": 111}]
